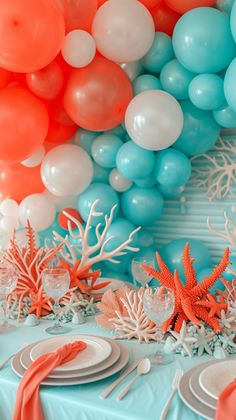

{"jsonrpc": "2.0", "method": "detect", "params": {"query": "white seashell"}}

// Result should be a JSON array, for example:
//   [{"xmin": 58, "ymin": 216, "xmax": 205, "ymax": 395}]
[
  {"xmin": 72, "ymin": 312, "xmax": 85, "ymax": 325},
  {"xmin": 24, "ymin": 314, "xmax": 39, "ymax": 327},
  {"xmin": 164, "ymin": 336, "xmax": 176, "ymax": 354},
  {"xmin": 213, "ymin": 343, "xmax": 228, "ymax": 359}
]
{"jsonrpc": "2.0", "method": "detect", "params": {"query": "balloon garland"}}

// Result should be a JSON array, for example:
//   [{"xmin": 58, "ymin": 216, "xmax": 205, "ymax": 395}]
[{"xmin": 0, "ymin": 0, "xmax": 236, "ymax": 280}]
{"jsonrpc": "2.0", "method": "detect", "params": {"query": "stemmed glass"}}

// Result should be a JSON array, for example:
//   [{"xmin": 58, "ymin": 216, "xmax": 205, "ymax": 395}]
[
  {"xmin": 142, "ymin": 286, "xmax": 175, "ymax": 365},
  {"xmin": 42, "ymin": 267, "xmax": 71, "ymax": 335},
  {"xmin": 0, "ymin": 262, "xmax": 18, "ymax": 332},
  {"xmin": 131, "ymin": 257, "xmax": 155, "ymax": 287}
]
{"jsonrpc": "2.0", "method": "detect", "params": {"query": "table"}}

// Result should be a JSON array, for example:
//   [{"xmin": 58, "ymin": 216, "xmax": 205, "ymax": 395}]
[{"xmin": 0, "ymin": 317, "xmax": 213, "ymax": 420}]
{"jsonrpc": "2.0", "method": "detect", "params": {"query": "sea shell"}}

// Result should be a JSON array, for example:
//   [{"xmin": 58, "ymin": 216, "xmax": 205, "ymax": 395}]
[
  {"xmin": 72, "ymin": 312, "xmax": 85, "ymax": 325},
  {"xmin": 24, "ymin": 314, "xmax": 39, "ymax": 327}
]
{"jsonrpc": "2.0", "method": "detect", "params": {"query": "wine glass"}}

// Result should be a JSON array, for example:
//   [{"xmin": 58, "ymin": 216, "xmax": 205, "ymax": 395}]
[
  {"xmin": 0, "ymin": 262, "xmax": 18, "ymax": 332},
  {"xmin": 42, "ymin": 267, "xmax": 71, "ymax": 335},
  {"xmin": 142, "ymin": 286, "xmax": 175, "ymax": 365},
  {"xmin": 131, "ymin": 257, "xmax": 155, "ymax": 287},
  {"xmin": 44, "ymin": 238, "xmax": 59, "ymax": 267}
]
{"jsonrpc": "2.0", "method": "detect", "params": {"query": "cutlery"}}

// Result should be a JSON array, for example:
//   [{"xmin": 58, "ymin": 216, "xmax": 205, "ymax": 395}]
[
  {"xmin": 117, "ymin": 358, "xmax": 151, "ymax": 400},
  {"xmin": 160, "ymin": 369, "xmax": 184, "ymax": 420},
  {"xmin": 0, "ymin": 343, "xmax": 28, "ymax": 370},
  {"xmin": 100, "ymin": 358, "xmax": 142, "ymax": 399}
]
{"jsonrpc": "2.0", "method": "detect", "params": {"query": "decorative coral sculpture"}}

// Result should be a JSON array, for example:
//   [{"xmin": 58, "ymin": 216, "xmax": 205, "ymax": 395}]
[
  {"xmin": 96, "ymin": 286, "xmax": 158, "ymax": 343},
  {"xmin": 142, "ymin": 244, "xmax": 230, "ymax": 333}
]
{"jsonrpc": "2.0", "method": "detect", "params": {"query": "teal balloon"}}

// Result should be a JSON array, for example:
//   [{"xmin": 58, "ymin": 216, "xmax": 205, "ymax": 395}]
[
  {"xmin": 101, "ymin": 269, "xmax": 132, "ymax": 283},
  {"xmin": 121, "ymin": 186, "xmax": 164, "ymax": 226},
  {"xmin": 154, "ymin": 149, "xmax": 191, "ymax": 189},
  {"xmin": 141, "ymin": 32, "xmax": 174, "ymax": 73},
  {"xmin": 173, "ymin": 7, "xmax": 236, "ymax": 73},
  {"xmin": 134, "ymin": 174, "xmax": 157, "ymax": 188},
  {"xmin": 104, "ymin": 254, "xmax": 132, "ymax": 274},
  {"xmin": 133, "ymin": 74, "xmax": 162, "ymax": 96},
  {"xmin": 68, "ymin": 225, "xmax": 97, "ymax": 247},
  {"xmin": 222, "ymin": 255, "xmax": 236, "ymax": 281},
  {"xmin": 216, "ymin": 0, "xmax": 234, "ymax": 14},
  {"xmin": 224, "ymin": 58, "xmax": 236, "ymax": 112},
  {"xmin": 189, "ymin": 74, "xmax": 225, "ymax": 111},
  {"xmin": 91, "ymin": 134, "xmax": 123, "ymax": 169},
  {"xmin": 105, "ymin": 124, "xmax": 126, "ymax": 139},
  {"xmin": 157, "ymin": 184, "xmax": 185, "ymax": 199},
  {"xmin": 39, "ymin": 216, "xmax": 66, "ymax": 246},
  {"xmin": 93, "ymin": 162, "xmax": 109, "ymax": 183},
  {"xmin": 173, "ymin": 100, "xmax": 220, "ymax": 156},
  {"xmin": 104, "ymin": 218, "xmax": 138, "ymax": 252},
  {"xmin": 137, "ymin": 229, "xmax": 155, "ymax": 248},
  {"xmin": 78, "ymin": 183, "xmax": 119, "ymax": 226},
  {"xmin": 230, "ymin": 0, "xmax": 236, "ymax": 42},
  {"xmin": 159, "ymin": 238, "xmax": 212, "ymax": 281},
  {"xmin": 74, "ymin": 129, "xmax": 100, "ymax": 155},
  {"xmin": 198, "ymin": 267, "xmax": 225, "ymax": 293},
  {"xmin": 213, "ymin": 102, "xmax": 236, "ymax": 128},
  {"xmin": 160, "ymin": 59, "xmax": 195, "ymax": 100},
  {"xmin": 116, "ymin": 141, "xmax": 155, "ymax": 180}
]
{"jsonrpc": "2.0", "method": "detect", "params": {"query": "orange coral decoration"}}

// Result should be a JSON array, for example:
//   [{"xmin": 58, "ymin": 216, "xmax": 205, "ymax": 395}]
[{"xmin": 142, "ymin": 244, "xmax": 230, "ymax": 333}]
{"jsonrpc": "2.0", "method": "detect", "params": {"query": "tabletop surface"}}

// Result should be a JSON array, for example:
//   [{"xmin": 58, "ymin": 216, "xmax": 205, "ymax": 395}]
[{"xmin": 0, "ymin": 317, "xmax": 216, "ymax": 420}]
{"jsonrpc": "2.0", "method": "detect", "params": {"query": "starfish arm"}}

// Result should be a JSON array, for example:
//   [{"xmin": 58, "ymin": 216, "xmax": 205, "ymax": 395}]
[
  {"xmin": 141, "ymin": 264, "xmax": 173, "ymax": 289},
  {"xmin": 182, "ymin": 243, "xmax": 198, "ymax": 289},
  {"xmin": 182, "ymin": 297, "xmax": 202, "ymax": 326},
  {"xmin": 174, "ymin": 313, "xmax": 188, "ymax": 332},
  {"xmin": 155, "ymin": 252, "xmax": 175, "ymax": 289}
]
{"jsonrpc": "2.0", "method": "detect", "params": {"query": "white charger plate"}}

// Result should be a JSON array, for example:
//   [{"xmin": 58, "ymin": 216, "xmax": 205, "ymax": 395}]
[
  {"xmin": 199, "ymin": 359, "xmax": 236, "ymax": 400},
  {"xmin": 21, "ymin": 338, "xmax": 120, "ymax": 379},
  {"xmin": 189, "ymin": 364, "xmax": 217, "ymax": 410},
  {"xmin": 30, "ymin": 335, "xmax": 112, "ymax": 372},
  {"xmin": 178, "ymin": 364, "xmax": 215, "ymax": 420},
  {"xmin": 12, "ymin": 339, "xmax": 129, "ymax": 386}
]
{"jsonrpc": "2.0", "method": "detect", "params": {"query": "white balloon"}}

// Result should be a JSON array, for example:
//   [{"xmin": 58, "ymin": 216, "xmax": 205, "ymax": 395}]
[
  {"xmin": 92, "ymin": 0, "xmax": 155, "ymax": 63},
  {"xmin": 41, "ymin": 144, "xmax": 93, "ymax": 196},
  {"xmin": 109, "ymin": 169, "xmax": 133, "ymax": 192},
  {"xmin": 19, "ymin": 194, "xmax": 56, "ymax": 232},
  {"xmin": 0, "ymin": 216, "xmax": 19, "ymax": 234},
  {"xmin": 44, "ymin": 190, "xmax": 78, "ymax": 211},
  {"xmin": 0, "ymin": 198, "xmax": 19, "ymax": 217},
  {"xmin": 21, "ymin": 146, "xmax": 45, "ymax": 168},
  {"xmin": 62, "ymin": 30, "xmax": 96, "ymax": 68},
  {"xmin": 120, "ymin": 61, "xmax": 143, "ymax": 81},
  {"xmin": 125, "ymin": 90, "xmax": 184, "ymax": 151}
]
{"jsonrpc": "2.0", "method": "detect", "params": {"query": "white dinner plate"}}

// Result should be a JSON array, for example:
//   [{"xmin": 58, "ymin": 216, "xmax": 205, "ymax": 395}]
[
  {"xmin": 199, "ymin": 359, "xmax": 236, "ymax": 400},
  {"xmin": 189, "ymin": 365, "xmax": 217, "ymax": 410},
  {"xmin": 21, "ymin": 338, "xmax": 120, "ymax": 379},
  {"xmin": 12, "ymin": 339, "xmax": 129, "ymax": 386},
  {"xmin": 30, "ymin": 335, "xmax": 112, "ymax": 372},
  {"xmin": 178, "ymin": 363, "xmax": 215, "ymax": 420}
]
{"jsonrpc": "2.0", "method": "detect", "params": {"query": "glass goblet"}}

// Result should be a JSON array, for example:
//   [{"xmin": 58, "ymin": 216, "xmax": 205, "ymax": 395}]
[
  {"xmin": 0, "ymin": 263, "xmax": 18, "ymax": 332},
  {"xmin": 42, "ymin": 267, "xmax": 71, "ymax": 335},
  {"xmin": 131, "ymin": 257, "xmax": 155, "ymax": 287},
  {"xmin": 142, "ymin": 286, "xmax": 175, "ymax": 365}
]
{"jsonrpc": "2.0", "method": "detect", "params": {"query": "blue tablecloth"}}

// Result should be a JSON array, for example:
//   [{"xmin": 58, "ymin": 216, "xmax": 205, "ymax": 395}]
[{"xmin": 0, "ymin": 318, "xmax": 213, "ymax": 420}]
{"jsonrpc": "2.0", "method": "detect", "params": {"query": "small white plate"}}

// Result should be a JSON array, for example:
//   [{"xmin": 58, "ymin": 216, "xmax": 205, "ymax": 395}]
[
  {"xmin": 199, "ymin": 359, "xmax": 236, "ymax": 400},
  {"xmin": 189, "ymin": 365, "xmax": 217, "ymax": 410},
  {"xmin": 21, "ymin": 338, "xmax": 120, "ymax": 379},
  {"xmin": 30, "ymin": 335, "xmax": 112, "ymax": 372},
  {"xmin": 12, "ymin": 340, "xmax": 129, "ymax": 386}
]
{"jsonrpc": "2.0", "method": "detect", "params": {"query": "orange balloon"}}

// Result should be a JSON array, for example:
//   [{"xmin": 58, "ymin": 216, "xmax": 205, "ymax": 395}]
[
  {"xmin": 140, "ymin": 0, "xmax": 163, "ymax": 9},
  {"xmin": 45, "ymin": 99, "xmax": 77, "ymax": 144},
  {"xmin": 56, "ymin": 0, "xmax": 97, "ymax": 32},
  {"xmin": 164, "ymin": 0, "xmax": 215, "ymax": 14},
  {"xmin": 0, "ymin": 86, "xmax": 49, "ymax": 163},
  {"xmin": 58, "ymin": 208, "xmax": 83, "ymax": 230},
  {"xmin": 26, "ymin": 61, "xmax": 64, "ymax": 100},
  {"xmin": 0, "ymin": 0, "xmax": 65, "ymax": 72},
  {"xmin": 0, "ymin": 67, "xmax": 11, "ymax": 89},
  {"xmin": 63, "ymin": 57, "xmax": 133, "ymax": 131},
  {"xmin": 0, "ymin": 162, "xmax": 44, "ymax": 203},
  {"xmin": 98, "ymin": 0, "xmax": 107, "ymax": 6},
  {"xmin": 151, "ymin": 3, "xmax": 181, "ymax": 35}
]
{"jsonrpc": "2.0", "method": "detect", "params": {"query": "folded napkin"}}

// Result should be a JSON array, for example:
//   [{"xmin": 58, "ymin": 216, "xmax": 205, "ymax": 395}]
[
  {"xmin": 216, "ymin": 379, "xmax": 236, "ymax": 420},
  {"xmin": 13, "ymin": 340, "xmax": 87, "ymax": 420}
]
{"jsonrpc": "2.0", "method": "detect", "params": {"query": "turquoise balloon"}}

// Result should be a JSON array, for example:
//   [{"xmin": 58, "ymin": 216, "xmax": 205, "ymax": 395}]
[
  {"xmin": 104, "ymin": 254, "xmax": 132, "ymax": 275},
  {"xmin": 157, "ymin": 184, "xmax": 185, "ymax": 199},
  {"xmin": 134, "ymin": 174, "xmax": 157, "ymax": 188},
  {"xmin": 159, "ymin": 238, "xmax": 212, "ymax": 281},
  {"xmin": 104, "ymin": 218, "xmax": 138, "ymax": 252},
  {"xmin": 198, "ymin": 267, "xmax": 225, "ymax": 293},
  {"xmin": 39, "ymin": 216, "xmax": 66, "ymax": 246},
  {"xmin": 160, "ymin": 59, "xmax": 195, "ymax": 100},
  {"xmin": 93, "ymin": 162, "xmax": 109, "ymax": 183},
  {"xmin": 141, "ymin": 32, "xmax": 174, "ymax": 73},
  {"xmin": 116, "ymin": 141, "xmax": 155, "ymax": 180},
  {"xmin": 189, "ymin": 74, "xmax": 225, "ymax": 111},
  {"xmin": 121, "ymin": 186, "xmax": 164, "ymax": 226},
  {"xmin": 216, "ymin": 0, "xmax": 234, "ymax": 14},
  {"xmin": 154, "ymin": 149, "xmax": 191, "ymax": 189},
  {"xmin": 91, "ymin": 134, "xmax": 123, "ymax": 169},
  {"xmin": 101, "ymin": 269, "xmax": 131, "ymax": 283},
  {"xmin": 173, "ymin": 100, "xmax": 220, "ymax": 156},
  {"xmin": 230, "ymin": 0, "xmax": 236, "ymax": 42},
  {"xmin": 105, "ymin": 124, "xmax": 127, "ymax": 139},
  {"xmin": 74, "ymin": 128, "xmax": 100, "ymax": 155},
  {"xmin": 222, "ymin": 255, "xmax": 236, "ymax": 281},
  {"xmin": 133, "ymin": 74, "xmax": 162, "ymax": 96},
  {"xmin": 213, "ymin": 102, "xmax": 236, "ymax": 128},
  {"xmin": 78, "ymin": 183, "xmax": 119, "ymax": 226},
  {"xmin": 173, "ymin": 7, "xmax": 236, "ymax": 73},
  {"xmin": 224, "ymin": 58, "xmax": 236, "ymax": 112},
  {"xmin": 137, "ymin": 229, "xmax": 155, "ymax": 248}
]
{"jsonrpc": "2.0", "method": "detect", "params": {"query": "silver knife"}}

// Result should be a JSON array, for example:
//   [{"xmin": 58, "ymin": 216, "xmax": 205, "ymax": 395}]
[{"xmin": 100, "ymin": 358, "xmax": 142, "ymax": 399}]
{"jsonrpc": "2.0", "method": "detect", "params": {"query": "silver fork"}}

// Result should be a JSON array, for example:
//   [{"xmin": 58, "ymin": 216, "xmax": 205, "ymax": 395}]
[
  {"xmin": 0, "ymin": 343, "xmax": 28, "ymax": 370},
  {"xmin": 160, "ymin": 370, "xmax": 184, "ymax": 420}
]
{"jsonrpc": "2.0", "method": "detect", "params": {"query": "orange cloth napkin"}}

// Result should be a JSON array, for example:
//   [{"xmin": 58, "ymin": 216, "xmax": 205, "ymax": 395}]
[
  {"xmin": 13, "ymin": 341, "xmax": 87, "ymax": 420},
  {"xmin": 215, "ymin": 379, "xmax": 236, "ymax": 420}
]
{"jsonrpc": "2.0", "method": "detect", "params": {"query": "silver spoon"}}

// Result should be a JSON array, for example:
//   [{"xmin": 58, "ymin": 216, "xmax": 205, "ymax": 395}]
[{"xmin": 117, "ymin": 358, "xmax": 151, "ymax": 400}]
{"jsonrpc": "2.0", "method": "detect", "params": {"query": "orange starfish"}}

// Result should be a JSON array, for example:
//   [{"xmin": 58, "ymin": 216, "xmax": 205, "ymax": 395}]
[
  {"xmin": 28, "ymin": 288, "xmax": 52, "ymax": 319},
  {"xmin": 195, "ymin": 294, "xmax": 227, "ymax": 318},
  {"xmin": 142, "ymin": 244, "xmax": 230, "ymax": 332}
]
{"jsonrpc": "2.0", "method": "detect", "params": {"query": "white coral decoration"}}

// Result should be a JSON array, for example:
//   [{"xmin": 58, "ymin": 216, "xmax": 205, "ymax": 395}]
[
  {"xmin": 207, "ymin": 211, "xmax": 236, "ymax": 250},
  {"xmin": 110, "ymin": 288, "xmax": 158, "ymax": 343},
  {"xmin": 53, "ymin": 199, "xmax": 140, "ymax": 269},
  {"xmin": 191, "ymin": 137, "xmax": 236, "ymax": 201}
]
